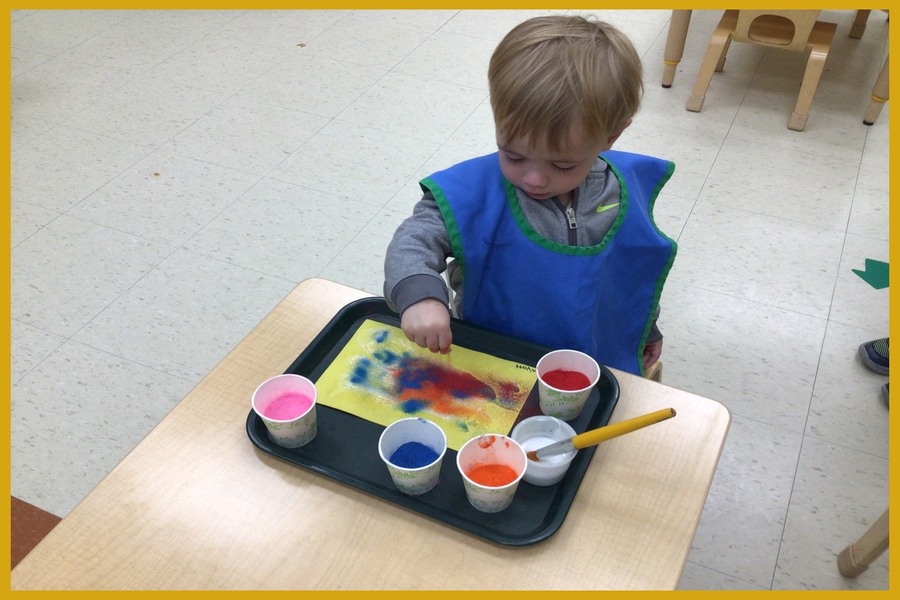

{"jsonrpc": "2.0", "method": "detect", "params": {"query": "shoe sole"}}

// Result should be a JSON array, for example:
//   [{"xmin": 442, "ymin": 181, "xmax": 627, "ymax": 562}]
[{"xmin": 859, "ymin": 344, "xmax": 889, "ymax": 375}]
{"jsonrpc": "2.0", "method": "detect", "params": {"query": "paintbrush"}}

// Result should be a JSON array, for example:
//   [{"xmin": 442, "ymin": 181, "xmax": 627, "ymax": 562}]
[{"xmin": 525, "ymin": 408, "xmax": 677, "ymax": 462}]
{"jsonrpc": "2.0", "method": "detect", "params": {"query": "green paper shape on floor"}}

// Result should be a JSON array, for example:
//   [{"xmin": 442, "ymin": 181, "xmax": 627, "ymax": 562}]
[{"xmin": 852, "ymin": 258, "xmax": 889, "ymax": 289}]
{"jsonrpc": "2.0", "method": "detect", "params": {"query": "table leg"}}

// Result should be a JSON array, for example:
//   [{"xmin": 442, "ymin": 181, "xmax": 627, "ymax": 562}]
[{"xmin": 662, "ymin": 10, "xmax": 692, "ymax": 88}]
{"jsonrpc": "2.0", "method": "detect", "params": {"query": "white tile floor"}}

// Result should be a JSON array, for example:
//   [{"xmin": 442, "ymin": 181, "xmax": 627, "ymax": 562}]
[{"xmin": 9, "ymin": 9, "xmax": 890, "ymax": 590}]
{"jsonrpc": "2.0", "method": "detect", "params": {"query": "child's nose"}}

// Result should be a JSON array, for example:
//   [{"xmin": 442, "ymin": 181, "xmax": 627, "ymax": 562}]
[{"xmin": 522, "ymin": 168, "xmax": 548, "ymax": 188}]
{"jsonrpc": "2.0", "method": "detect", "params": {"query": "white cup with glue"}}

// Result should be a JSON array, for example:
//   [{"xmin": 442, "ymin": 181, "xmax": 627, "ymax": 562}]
[{"xmin": 510, "ymin": 415, "xmax": 578, "ymax": 486}]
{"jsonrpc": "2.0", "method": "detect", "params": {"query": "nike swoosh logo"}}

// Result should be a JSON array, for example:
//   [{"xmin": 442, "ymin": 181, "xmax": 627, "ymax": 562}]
[{"xmin": 596, "ymin": 203, "xmax": 619, "ymax": 213}]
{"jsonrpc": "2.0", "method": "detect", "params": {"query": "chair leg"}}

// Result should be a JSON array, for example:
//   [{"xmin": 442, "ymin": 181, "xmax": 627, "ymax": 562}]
[
  {"xmin": 715, "ymin": 36, "xmax": 732, "ymax": 72},
  {"xmin": 645, "ymin": 361, "xmax": 662, "ymax": 382},
  {"xmin": 662, "ymin": 10, "xmax": 692, "ymax": 88},
  {"xmin": 850, "ymin": 10, "xmax": 871, "ymax": 39},
  {"xmin": 687, "ymin": 28, "xmax": 733, "ymax": 112},
  {"xmin": 788, "ymin": 46, "xmax": 830, "ymax": 131},
  {"xmin": 837, "ymin": 508, "xmax": 889, "ymax": 578},
  {"xmin": 864, "ymin": 54, "xmax": 889, "ymax": 126}
]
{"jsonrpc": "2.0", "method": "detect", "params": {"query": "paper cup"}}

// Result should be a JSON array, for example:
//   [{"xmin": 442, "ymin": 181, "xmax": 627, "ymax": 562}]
[
  {"xmin": 378, "ymin": 417, "xmax": 447, "ymax": 495},
  {"xmin": 510, "ymin": 416, "xmax": 578, "ymax": 486},
  {"xmin": 251, "ymin": 374, "xmax": 317, "ymax": 448},
  {"xmin": 456, "ymin": 434, "xmax": 527, "ymax": 513},
  {"xmin": 536, "ymin": 349, "xmax": 600, "ymax": 420}
]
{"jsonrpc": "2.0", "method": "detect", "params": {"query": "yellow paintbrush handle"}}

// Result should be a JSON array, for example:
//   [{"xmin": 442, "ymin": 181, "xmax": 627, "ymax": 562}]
[{"xmin": 572, "ymin": 408, "xmax": 676, "ymax": 449}]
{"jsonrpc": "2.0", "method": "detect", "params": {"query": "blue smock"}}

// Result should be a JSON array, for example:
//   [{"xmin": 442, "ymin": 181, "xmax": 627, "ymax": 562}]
[{"xmin": 421, "ymin": 150, "xmax": 677, "ymax": 376}]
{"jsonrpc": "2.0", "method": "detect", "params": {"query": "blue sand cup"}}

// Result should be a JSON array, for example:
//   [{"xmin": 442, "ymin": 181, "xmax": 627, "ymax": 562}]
[{"xmin": 378, "ymin": 417, "xmax": 448, "ymax": 495}]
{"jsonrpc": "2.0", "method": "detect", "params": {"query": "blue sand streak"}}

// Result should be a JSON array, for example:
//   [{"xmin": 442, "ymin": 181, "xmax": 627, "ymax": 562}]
[
  {"xmin": 350, "ymin": 358, "xmax": 371, "ymax": 385},
  {"xmin": 401, "ymin": 399, "xmax": 428, "ymax": 413},
  {"xmin": 373, "ymin": 349, "xmax": 399, "ymax": 365}
]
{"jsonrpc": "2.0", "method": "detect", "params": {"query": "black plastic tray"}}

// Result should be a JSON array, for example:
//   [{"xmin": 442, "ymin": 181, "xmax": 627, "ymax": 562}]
[{"xmin": 246, "ymin": 297, "xmax": 619, "ymax": 546}]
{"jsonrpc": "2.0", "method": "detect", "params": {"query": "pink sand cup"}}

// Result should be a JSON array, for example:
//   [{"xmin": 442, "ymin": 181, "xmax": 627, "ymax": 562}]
[
  {"xmin": 535, "ymin": 349, "xmax": 601, "ymax": 421},
  {"xmin": 378, "ymin": 417, "xmax": 448, "ymax": 496},
  {"xmin": 456, "ymin": 434, "xmax": 527, "ymax": 513},
  {"xmin": 251, "ymin": 374, "xmax": 317, "ymax": 448}
]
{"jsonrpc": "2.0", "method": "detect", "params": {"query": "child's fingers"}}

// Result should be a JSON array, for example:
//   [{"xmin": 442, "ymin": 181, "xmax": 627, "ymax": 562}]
[{"xmin": 438, "ymin": 330, "xmax": 453, "ymax": 353}]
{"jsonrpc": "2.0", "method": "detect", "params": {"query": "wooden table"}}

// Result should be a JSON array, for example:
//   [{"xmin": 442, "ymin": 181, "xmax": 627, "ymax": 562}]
[{"xmin": 10, "ymin": 278, "xmax": 730, "ymax": 590}]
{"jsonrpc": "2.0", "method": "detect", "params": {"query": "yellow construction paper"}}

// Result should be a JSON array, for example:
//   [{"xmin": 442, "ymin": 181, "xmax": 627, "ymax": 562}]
[{"xmin": 315, "ymin": 319, "xmax": 537, "ymax": 450}]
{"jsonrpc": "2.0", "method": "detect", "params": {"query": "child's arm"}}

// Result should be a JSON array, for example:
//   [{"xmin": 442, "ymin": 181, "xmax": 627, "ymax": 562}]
[
  {"xmin": 384, "ymin": 193, "xmax": 455, "ymax": 353},
  {"xmin": 643, "ymin": 307, "xmax": 663, "ymax": 369},
  {"xmin": 643, "ymin": 339, "xmax": 662, "ymax": 369}
]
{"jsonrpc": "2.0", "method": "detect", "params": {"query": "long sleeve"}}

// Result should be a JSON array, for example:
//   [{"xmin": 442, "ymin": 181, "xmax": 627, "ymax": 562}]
[{"xmin": 383, "ymin": 192, "xmax": 453, "ymax": 315}]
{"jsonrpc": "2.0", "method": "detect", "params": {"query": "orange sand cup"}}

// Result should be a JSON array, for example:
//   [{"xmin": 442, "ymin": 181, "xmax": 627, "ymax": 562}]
[{"xmin": 456, "ymin": 434, "xmax": 527, "ymax": 513}]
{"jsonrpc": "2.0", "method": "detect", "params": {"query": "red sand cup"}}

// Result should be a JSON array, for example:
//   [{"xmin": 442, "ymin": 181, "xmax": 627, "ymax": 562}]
[
  {"xmin": 378, "ymin": 417, "xmax": 448, "ymax": 496},
  {"xmin": 456, "ymin": 434, "xmax": 527, "ymax": 513},
  {"xmin": 536, "ymin": 349, "xmax": 600, "ymax": 420},
  {"xmin": 251, "ymin": 374, "xmax": 317, "ymax": 448}
]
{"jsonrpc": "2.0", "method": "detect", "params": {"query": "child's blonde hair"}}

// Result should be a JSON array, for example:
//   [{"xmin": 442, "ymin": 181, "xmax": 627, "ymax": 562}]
[{"xmin": 488, "ymin": 15, "xmax": 643, "ymax": 152}]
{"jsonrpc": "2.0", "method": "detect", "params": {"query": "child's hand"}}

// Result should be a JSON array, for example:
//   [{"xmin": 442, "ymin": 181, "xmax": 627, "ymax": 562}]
[
  {"xmin": 400, "ymin": 299, "xmax": 453, "ymax": 354},
  {"xmin": 643, "ymin": 339, "xmax": 662, "ymax": 369}
]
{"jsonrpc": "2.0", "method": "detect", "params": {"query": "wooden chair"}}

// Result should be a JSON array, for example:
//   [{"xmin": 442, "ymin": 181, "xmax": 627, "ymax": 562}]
[
  {"xmin": 837, "ymin": 508, "xmax": 889, "ymax": 577},
  {"xmin": 686, "ymin": 10, "xmax": 837, "ymax": 131}
]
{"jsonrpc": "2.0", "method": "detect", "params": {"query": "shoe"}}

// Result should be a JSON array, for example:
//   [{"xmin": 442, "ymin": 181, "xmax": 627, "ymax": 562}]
[
  {"xmin": 882, "ymin": 383, "xmax": 889, "ymax": 408},
  {"xmin": 859, "ymin": 338, "xmax": 889, "ymax": 375}
]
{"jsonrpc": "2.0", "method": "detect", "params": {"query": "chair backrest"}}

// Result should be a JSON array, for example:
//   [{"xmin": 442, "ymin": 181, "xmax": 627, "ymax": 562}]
[{"xmin": 733, "ymin": 10, "xmax": 821, "ymax": 52}]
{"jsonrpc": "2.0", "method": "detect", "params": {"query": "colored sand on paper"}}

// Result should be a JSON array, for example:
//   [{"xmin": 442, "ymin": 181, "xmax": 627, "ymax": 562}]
[
  {"xmin": 389, "ymin": 441, "xmax": 439, "ymax": 468},
  {"xmin": 262, "ymin": 392, "xmax": 312, "ymax": 420},
  {"xmin": 313, "ymin": 319, "xmax": 536, "ymax": 451},
  {"xmin": 542, "ymin": 369, "xmax": 591, "ymax": 391},
  {"xmin": 466, "ymin": 463, "xmax": 518, "ymax": 487}
]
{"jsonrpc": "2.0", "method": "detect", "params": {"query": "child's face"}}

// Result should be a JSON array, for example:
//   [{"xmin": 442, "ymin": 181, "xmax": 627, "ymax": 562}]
[{"xmin": 496, "ymin": 130, "xmax": 609, "ymax": 201}]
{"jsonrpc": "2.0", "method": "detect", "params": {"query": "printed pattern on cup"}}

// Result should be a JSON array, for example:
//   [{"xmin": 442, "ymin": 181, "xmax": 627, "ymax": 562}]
[
  {"xmin": 264, "ymin": 408, "xmax": 317, "ymax": 448},
  {"xmin": 385, "ymin": 461, "xmax": 442, "ymax": 495},
  {"xmin": 538, "ymin": 387, "xmax": 591, "ymax": 420},
  {"xmin": 461, "ymin": 478, "xmax": 518, "ymax": 512}
]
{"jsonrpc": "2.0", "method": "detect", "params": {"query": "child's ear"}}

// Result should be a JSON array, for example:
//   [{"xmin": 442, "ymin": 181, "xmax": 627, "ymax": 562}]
[{"xmin": 606, "ymin": 118, "xmax": 633, "ymax": 147}]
